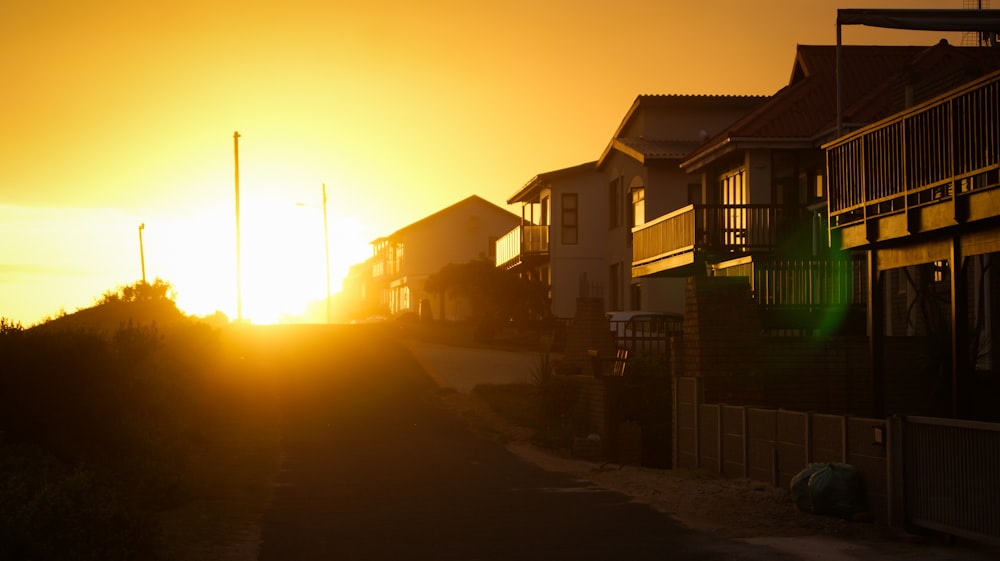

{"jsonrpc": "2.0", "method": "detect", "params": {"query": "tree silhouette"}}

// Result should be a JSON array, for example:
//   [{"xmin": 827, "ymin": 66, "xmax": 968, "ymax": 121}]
[
  {"xmin": 425, "ymin": 259, "xmax": 550, "ymax": 326},
  {"xmin": 97, "ymin": 278, "xmax": 176, "ymax": 305}
]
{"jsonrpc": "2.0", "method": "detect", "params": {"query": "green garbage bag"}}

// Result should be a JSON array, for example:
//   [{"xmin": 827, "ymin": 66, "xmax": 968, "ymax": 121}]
[{"xmin": 790, "ymin": 462, "xmax": 867, "ymax": 519}]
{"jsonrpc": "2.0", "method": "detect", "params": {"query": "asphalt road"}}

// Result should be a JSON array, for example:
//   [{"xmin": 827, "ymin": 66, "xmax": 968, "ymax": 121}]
[{"xmin": 252, "ymin": 325, "xmax": 802, "ymax": 561}]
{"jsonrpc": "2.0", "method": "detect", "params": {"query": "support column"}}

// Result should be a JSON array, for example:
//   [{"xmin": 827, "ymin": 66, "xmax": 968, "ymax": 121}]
[
  {"xmin": 868, "ymin": 249, "xmax": 885, "ymax": 418},
  {"xmin": 950, "ymin": 236, "xmax": 968, "ymax": 418}
]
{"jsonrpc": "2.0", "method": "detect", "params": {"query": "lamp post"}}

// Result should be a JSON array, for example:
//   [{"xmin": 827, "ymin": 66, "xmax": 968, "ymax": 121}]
[
  {"xmin": 233, "ymin": 131, "xmax": 243, "ymax": 322},
  {"xmin": 322, "ymin": 183, "xmax": 331, "ymax": 324},
  {"xmin": 297, "ymin": 183, "xmax": 332, "ymax": 324},
  {"xmin": 138, "ymin": 223, "xmax": 146, "ymax": 284}
]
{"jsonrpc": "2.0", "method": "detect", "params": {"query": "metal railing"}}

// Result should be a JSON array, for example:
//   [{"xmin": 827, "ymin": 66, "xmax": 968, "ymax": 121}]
[
  {"xmin": 495, "ymin": 224, "xmax": 549, "ymax": 268},
  {"xmin": 827, "ymin": 70, "xmax": 1000, "ymax": 229},
  {"xmin": 632, "ymin": 204, "xmax": 810, "ymax": 267},
  {"xmin": 893, "ymin": 415, "xmax": 1000, "ymax": 544},
  {"xmin": 715, "ymin": 255, "xmax": 867, "ymax": 308}
]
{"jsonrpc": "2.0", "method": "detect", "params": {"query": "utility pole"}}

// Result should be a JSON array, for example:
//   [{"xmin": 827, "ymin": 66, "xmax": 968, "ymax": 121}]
[
  {"xmin": 323, "ymin": 183, "xmax": 331, "ymax": 324},
  {"xmin": 234, "ymin": 131, "xmax": 243, "ymax": 322},
  {"xmin": 138, "ymin": 223, "xmax": 146, "ymax": 284}
]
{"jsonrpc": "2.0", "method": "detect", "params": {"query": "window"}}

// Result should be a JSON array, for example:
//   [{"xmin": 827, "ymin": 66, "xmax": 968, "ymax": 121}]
[
  {"xmin": 630, "ymin": 187, "xmax": 645, "ymax": 228},
  {"xmin": 630, "ymin": 282, "xmax": 642, "ymax": 310},
  {"xmin": 720, "ymin": 168, "xmax": 748, "ymax": 247},
  {"xmin": 608, "ymin": 177, "xmax": 621, "ymax": 228},
  {"xmin": 561, "ymin": 193, "xmax": 578, "ymax": 245}
]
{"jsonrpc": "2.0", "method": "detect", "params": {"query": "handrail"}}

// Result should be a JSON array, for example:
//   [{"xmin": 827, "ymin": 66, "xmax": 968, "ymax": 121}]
[{"xmin": 827, "ymin": 70, "xmax": 1000, "ymax": 228}]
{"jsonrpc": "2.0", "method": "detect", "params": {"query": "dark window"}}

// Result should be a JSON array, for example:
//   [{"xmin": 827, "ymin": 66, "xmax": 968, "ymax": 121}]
[
  {"xmin": 561, "ymin": 193, "xmax": 578, "ymax": 245},
  {"xmin": 608, "ymin": 178, "xmax": 621, "ymax": 228}
]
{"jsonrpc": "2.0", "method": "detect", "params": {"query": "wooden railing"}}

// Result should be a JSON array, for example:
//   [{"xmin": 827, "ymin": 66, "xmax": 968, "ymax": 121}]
[
  {"xmin": 827, "ymin": 70, "xmax": 1000, "ymax": 229},
  {"xmin": 632, "ymin": 204, "xmax": 809, "ymax": 268},
  {"xmin": 495, "ymin": 224, "xmax": 549, "ymax": 269}
]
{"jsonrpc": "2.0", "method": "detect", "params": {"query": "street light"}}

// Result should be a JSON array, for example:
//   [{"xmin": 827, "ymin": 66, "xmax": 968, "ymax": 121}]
[
  {"xmin": 233, "ymin": 131, "xmax": 243, "ymax": 323},
  {"xmin": 297, "ymin": 183, "xmax": 332, "ymax": 324},
  {"xmin": 138, "ymin": 223, "xmax": 146, "ymax": 283}
]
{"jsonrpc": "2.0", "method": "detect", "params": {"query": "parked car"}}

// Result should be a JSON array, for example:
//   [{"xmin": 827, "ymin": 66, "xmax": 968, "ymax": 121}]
[{"xmin": 607, "ymin": 311, "xmax": 682, "ymax": 356}]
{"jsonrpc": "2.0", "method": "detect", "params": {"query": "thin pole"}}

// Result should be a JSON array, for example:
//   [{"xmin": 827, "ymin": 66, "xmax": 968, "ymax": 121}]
[
  {"xmin": 138, "ymin": 223, "xmax": 146, "ymax": 283},
  {"xmin": 323, "ymin": 183, "xmax": 331, "ymax": 324},
  {"xmin": 836, "ymin": 19, "xmax": 843, "ymax": 138},
  {"xmin": 234, "ymin": 131, "xmax": 243, "ymax": 322}
]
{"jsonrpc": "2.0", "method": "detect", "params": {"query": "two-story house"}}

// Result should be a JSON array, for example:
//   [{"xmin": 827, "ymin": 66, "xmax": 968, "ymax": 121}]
[
  {"xmin": 496, "ymin": 162, "xmax": 605, "ymax": 319},
  {"xmin": 496, "ymin": 96, "xmax": 766, "ymax": 320},
  {"xmin": 368, "ymin": 195, "xmax": 520, "ymax": 320},
  {"xmin": 631, "ymin": 43, "xmax": 996, "ymax": 335},
  {"xmin": 597, "ymin": 94, "xmax": 766, "ymax": 314}
]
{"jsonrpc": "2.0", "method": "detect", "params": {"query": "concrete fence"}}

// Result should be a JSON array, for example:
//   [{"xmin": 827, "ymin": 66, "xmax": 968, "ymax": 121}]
[{"xmin": 676, "ymin": 376, "xmax": 890, "ymax": 524}]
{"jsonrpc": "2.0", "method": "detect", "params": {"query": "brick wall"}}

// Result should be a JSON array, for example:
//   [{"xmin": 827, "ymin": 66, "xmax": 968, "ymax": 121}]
[
  {"xmin": 683, "ymin": 276, "xmax": 761, "ymax": 378},
  {"xmin": 559, "ymin": 297, "xmax": 616, "ymax": 375}
]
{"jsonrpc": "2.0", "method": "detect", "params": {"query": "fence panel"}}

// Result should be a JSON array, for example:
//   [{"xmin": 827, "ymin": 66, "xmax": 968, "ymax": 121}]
[{"xmin": 897, "ymin": 416, "xmax": 1000, "ymax": 544}]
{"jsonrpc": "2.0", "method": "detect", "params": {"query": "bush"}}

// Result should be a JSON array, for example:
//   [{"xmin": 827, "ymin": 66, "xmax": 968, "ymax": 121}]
[{"xmin": 0, "ymin": 449, "xmax": 159, "ymax": 561}]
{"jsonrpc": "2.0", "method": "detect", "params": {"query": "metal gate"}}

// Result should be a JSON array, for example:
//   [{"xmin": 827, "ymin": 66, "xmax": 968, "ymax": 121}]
[{"xmin": 892, "ymin": 415, "xmax": 1000, "ymax": 543}]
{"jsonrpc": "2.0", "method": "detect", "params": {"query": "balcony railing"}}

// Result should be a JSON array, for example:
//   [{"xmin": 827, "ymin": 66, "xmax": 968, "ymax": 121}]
[
  {"xmin": 827, "ymin": 70, "xmax": 1000, "ymax": 230},
  {"xmin": 632, "ymin": 204, "xmax": 809, "ymax": 273},
  {"xmin": 715, "ymin": 255, "xmax": 866, "ymax": 307},
  {"xmin": 495, "ymin": 224, "xmax": 549, "ymax": 269},
  {"xmin": 714, "ymin": 255, "xmax": 867, "ymax": 332}
]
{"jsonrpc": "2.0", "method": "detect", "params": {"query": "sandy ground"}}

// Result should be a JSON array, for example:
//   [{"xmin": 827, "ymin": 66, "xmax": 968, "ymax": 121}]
[{"xmin": 434, "ymin": 386, "xmax": 1000, "ymax": 561}]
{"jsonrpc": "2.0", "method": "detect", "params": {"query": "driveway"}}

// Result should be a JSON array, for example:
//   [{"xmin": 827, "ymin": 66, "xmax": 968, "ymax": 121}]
[{"xmin": 401, "ymin": 339, "xmax": 544, "ymax": 392}]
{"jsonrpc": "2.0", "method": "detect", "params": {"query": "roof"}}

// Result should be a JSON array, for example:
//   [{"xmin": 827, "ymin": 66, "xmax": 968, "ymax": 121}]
[
  {"xmin": 682, "ymin": 42, "xmax": 1000, "ymax": 172},
  {"xmin": 372, "ymin": 195, "xmax": 518, "ymax": 243},
  {"xmin": 507, "ymin": 161, "xmax": 598, "ymax": 204},
  {"xmin": 597, "ymin": 95, "xmax": 767, "ymax": 168},
  {"xmin": 610, "ymin": 138, "xmax": 701, "ymax": 163}
]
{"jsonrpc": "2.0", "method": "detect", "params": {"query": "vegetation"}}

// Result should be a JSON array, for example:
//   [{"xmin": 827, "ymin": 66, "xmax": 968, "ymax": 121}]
[
  {"xmin": 0, "ymin": 280, "xmax": 279, "ymax": 560},
  {"xmin": 424, "ymin": 259, "xmax": 551, "ymax": 341}
]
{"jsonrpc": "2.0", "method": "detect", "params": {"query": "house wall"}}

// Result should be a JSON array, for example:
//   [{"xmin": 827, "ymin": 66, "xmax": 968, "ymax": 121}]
[
  {"xmin": 635, "ymin": 103, "xmax": 760, "ymax": 143},
  {"xmin": 547, "ymin": 172, "xmax": 606, "ymax": 319},
  {"xmin": 746, "ymin": 149, "xmax": 773, "ymax": 205},
  {"xmin": 380, "ymin": 199, "xmax": 520, "ymax": 316}
]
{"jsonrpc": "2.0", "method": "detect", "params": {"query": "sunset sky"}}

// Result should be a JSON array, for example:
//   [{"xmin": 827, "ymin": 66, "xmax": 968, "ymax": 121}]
[{"xmin": 1, "ymin": 1, "xmax": 966, "ymax": 325}]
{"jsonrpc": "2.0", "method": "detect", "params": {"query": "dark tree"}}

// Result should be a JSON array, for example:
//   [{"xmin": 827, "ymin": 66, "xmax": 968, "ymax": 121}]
[{"xmin": 424, "ymin": 259, "xmax": 550, "ymax": 326}]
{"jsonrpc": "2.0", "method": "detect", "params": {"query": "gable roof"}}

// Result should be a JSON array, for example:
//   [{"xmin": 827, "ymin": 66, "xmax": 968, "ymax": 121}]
[
  {"xmin": 597, "ymin": 95, "xmax": 766, "ymax": 168},
  {"xmin": 507, "ymin": 161, "xmax": 598, "ymax": 204},
  {"xmin": 374, "ymin": 195, "xmax": 518, "ymax": 243},
  {"xmin": 682, "ymin": 42, "xmax": 1000, "ymax": 172}
]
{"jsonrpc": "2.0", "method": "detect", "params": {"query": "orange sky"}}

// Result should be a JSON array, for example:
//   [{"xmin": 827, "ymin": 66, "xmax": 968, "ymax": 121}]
[{"xmin": 0, "ymin": 0, "xmax": 966, "ymax": 324}]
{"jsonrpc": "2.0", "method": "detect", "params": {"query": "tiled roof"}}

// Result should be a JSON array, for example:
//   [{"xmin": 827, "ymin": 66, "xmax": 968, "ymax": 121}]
[
  {"xmin": 683, "ymin": 42, "xmax": 1000, "ymax": 171},
  {"xmin": 612, "ymin": 138, "xmax": 700, "ymax": 162},
  {"xmin": 507, "ymin": 161, "xmax": 598, "ymax": 204},
  {"xmin": 599, "ymin": 94, "xmax": 766, "ymax": 167}
]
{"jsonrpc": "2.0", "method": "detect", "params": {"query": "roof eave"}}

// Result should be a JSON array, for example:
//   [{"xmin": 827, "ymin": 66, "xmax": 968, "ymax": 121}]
[{"xmin": 682, "ymin": 137, "xmax": 819, "ymax": 172}]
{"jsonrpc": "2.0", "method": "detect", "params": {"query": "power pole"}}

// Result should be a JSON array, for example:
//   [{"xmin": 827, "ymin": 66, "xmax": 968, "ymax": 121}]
[
  {"xmin": 234, "ymin": 131, "xmax": 243, "ymax": 322},
  {"xmin": 138, "ymin": 223, "xmax": 146, "ymax": 283},
  {"xmin": 323, "ymin": 183, "xmax": 331, "ymax": 324}
]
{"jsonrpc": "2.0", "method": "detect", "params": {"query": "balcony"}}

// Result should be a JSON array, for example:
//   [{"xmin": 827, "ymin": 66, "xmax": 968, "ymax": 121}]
[
  {"xmin": 714, "ymin": 255, "xmax": 867, "ymax": 333},
  {"xmin": 495, "ymin": 224, "xmax": 549, "ymax": 270},
  {"xmin": 631, "ymin": 204, "xmax": 810, "ymax": 277},
  {"xmin": 827, "ymin": 70, "xmax": 1000, "ymax": 250}
]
